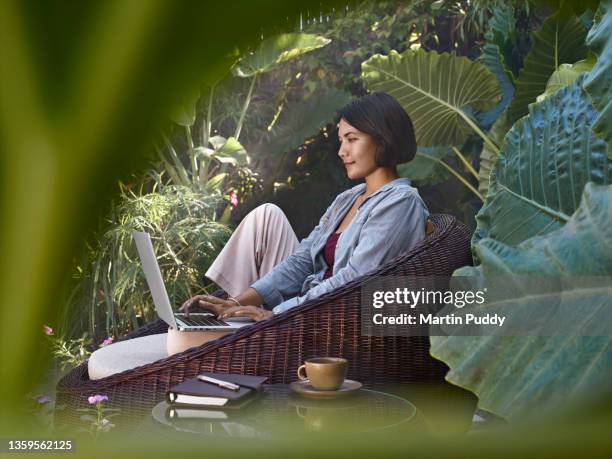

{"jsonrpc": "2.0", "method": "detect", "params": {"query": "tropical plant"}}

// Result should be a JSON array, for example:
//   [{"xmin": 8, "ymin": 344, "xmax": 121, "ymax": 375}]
[
  {"xmin": 185, "ymin": 2, "xmax": 519, "ymax": 234},
  {"xmin": 478, "ymin": 3, "xmax": 592, "ymax": 195},
  {"xmin": 231, "ymin": 33, "xmax": 331, "ymax": 141},
  {"xmin": 157, "ymin": 128, "xmax": 250, "ymax": 194},
  {"xmin": 159, "ymin": 33, "xmax": 335, "ymax": 208},
  {"xmin": 361, "ymin": 48, "xmax": 501, "ymax": 201},
  {"xmin": 535, "ymin": 54, "xmax": 596, "ymax": 102},
  {"xmin": 429, "ymin": 1, "xmax": 612, "ymax": 421},
  {"xmin": 473, "ymin": 74, "xmax": 610, "ymax": 246},
  {"xmin": 211, "ymin": 1, "xmax": 502, "ymax": 226},
  {"xmin": 46, "ymin": 331, "xmax": 93, "ymax": 372},
  {"xmin": 61, "ymin": 179, "xmax": 232, "ymax": 340},
  {"xmin": 58, "ymin": 32, "xmax": 335, "ymax": 341},
  {"xmin": 431, "ymin": 184, "xmax": 612, "ymax": 420},
  {"xmin": 340, "ymin": 0, "xmax": 611, "ymax": 423},
  {"xmin": 582, "ymin": 1, "xmax": 612, "ymax": 158},
  {"xmin": 360, "ymin": 2, "xmax": 593, "ymax": 205},
  {"xmin": 506, "ymin": 5, "xmax": 589, "ymax": 123}
]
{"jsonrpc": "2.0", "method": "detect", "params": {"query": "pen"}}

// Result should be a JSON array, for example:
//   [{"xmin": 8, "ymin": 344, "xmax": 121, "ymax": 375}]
[{"xmin": 197, "ymin": 374, "xmax": 241, "ymax": 391}]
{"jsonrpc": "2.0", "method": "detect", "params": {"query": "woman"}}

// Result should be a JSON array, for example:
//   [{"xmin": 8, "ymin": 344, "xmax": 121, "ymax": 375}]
[{"xmin": 170, "ymin": 92, "xmax": 428, "ymax": 354}]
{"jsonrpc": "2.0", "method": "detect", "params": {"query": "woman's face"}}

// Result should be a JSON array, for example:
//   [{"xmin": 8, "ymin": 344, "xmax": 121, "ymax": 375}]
[{"xmin": 337, "ymin": 118, "xmax": 379, "ymax": 180}]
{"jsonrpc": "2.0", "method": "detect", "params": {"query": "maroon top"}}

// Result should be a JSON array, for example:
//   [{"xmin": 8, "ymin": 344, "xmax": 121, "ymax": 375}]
[{"xmin": 323, "ymin": 232, "xmax": 342, "ymax": 279}]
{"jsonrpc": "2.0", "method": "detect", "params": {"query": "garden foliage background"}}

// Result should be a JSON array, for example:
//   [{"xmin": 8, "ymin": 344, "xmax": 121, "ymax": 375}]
[{"xmin": 0, "ymin": 0, "xmax": 611, "ymax": 455}]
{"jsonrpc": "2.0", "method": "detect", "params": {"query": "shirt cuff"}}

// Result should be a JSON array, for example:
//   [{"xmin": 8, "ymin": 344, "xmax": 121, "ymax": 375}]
[
  {"xmin": 250, "ymin": 278, "xmax": 285, "ymax": 309},
  {"xmin": 272, "ymin": 296, "xmax": 300, "ymax": 314}
]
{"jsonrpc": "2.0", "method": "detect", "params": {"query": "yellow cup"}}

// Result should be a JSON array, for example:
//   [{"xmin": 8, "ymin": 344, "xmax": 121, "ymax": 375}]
[{"xmin": 297, "ymin": 357, "xmax": 347, "ymax": 391}]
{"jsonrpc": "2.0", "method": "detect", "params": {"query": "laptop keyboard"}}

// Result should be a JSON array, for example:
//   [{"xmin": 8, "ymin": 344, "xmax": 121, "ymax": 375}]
[{"xmin": 177, "ymin": 314, "xmax": 230, "ymax": 327}]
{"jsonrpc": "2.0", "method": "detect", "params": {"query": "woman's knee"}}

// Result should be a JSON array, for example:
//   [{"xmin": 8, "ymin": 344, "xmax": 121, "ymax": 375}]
[
  {"xmin": 248, "ymin": 203, "xmax": 286, "ymax": 221},
  {"xmin": 255, "ymin": 203, "xmax": 283, "ymax": 214}
]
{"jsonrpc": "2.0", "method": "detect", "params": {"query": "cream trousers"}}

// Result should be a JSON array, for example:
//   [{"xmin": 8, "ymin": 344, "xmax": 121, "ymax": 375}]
[{"xmin": 167, "ymin": 204, "xmax": 299, "ymax": 355}]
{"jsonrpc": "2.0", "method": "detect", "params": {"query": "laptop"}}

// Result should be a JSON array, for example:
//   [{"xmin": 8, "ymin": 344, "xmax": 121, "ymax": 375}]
[{"xmin": 133, "ymin": 231, "xmax": 254, "ymax": 331}]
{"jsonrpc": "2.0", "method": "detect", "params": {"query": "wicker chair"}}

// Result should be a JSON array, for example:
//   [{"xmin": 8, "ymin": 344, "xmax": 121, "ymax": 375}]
[{"xmin": 55, "ymin": 213, "xmax": 472, "ymax": 427}]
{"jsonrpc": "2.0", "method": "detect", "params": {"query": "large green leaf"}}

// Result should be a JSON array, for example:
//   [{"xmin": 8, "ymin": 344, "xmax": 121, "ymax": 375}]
[
  {"xmin": 582, "ymin": 0, "xmax": 612, "ymax": 159},
  {"xmin": 475, "ymin": 42, "xmax": 515, "ymax": 130},
  {"xmin": 254, "ymin": 87, "xmax": 351, "ymax": 156},
  {"xmin": 397, "ymin": 147, "xmax": 452, "ymax": 185},
  {"xmin": 485, "ymin": 2, "xmax": 517, "ymax": 74},
  {"xmin": 169, "ymin": 86, "xmax": 200, "ymax": 126},
  {"xmin": 215, "ymin": 136, "xmax": 248, "ymax": 166},
  {"xmin": 507, "ymin": 8, "xmax": 588, "ymax": 123},
  {"xmin": 495, "ymin": 54, "xmax": 598, "ymax": 199},
  {"xmin": 477, "ymin": 109, "xmax": 514, "ymax": 198},
  {"xmin": 535, "ymin": 54, "xmax": 596, "ymax": 102},
  {"xmin": 431, "ymin": 183, "xmax": 612, "ymax": 421},
  {"xmin": 482, "ymin": 2, "xmax": 516, "ymax": 84},
  {"xmin": 232, "ymin": 33, "xmax": 330, "ymax": 77},
  {"xmin": 361, "ymin": 49, "xmax": 501, "ymax": 147},
  {"xmin": 474, "ymin": 3, "xmax": 517, "ymax": 198},
  {"xmin": 474, "ymin": 75, "xmax": 611, "ymax": 247},
  {"xmin": 486, "ymin": 3, "xmax": 515, "ymax": 49},
  {"xmin": 203, "ymin": 136, "xmax": 248, "ymax": 166}
]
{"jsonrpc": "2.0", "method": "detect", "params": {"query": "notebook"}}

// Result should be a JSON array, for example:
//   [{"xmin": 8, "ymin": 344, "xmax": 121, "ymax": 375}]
[{"xmin": 166, "ymin": 373, "xmax": 267, "ymax": 409}]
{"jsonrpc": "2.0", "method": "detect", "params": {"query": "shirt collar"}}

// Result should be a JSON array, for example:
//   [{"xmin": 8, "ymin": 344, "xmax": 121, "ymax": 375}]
[{"xmin": 351, "ymin": 177, "xmax": 412, "ymax": 200}]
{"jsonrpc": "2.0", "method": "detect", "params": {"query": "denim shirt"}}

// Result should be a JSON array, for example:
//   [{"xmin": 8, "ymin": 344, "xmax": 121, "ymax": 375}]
[{"xmin": 250, "ymin": 178, "xmax": 429, "ymax": 314}]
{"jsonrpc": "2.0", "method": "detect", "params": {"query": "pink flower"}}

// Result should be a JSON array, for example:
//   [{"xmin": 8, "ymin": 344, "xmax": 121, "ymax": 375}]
[
  {"xmin": 229, "ymin": 191, "xmax": 238, "ymax": 208},
  {"xmin": 100, "ymin": 336, "xmax": 114, "ymax": 347},
  {"xmin": 36, "ymin": 395, "xmax": 51, "ymax": 404},
  {"xmin": 43, "ymin": 325, "xmax": 53, "ymax": 335},
  {"xmin": 88, "ymin": 394, "xmax": 109, "ymax": 405}
]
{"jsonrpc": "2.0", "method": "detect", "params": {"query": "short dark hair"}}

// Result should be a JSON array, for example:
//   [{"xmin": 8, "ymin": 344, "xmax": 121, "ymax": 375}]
[{"xmin": 337, "ymin": 92, "xmax": 417, "ymax": 167}]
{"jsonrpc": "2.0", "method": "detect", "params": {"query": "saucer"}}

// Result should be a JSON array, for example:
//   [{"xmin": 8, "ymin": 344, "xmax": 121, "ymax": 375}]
[{"xmin": 289, "ymin": 379, "xmax": 363, "ymax": 399}]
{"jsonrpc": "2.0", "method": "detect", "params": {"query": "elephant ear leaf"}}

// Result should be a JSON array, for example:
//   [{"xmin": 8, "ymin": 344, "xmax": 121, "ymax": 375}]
[
  {"xmin": 474, "ymin": 75, "xmax": 611, "ymax": 247},
  {"xmin": 256, "ymin": 88, "xmax": 351, "ymax": 157},
  {"xmin": 486, "ymin": 2, "xmax": 518, "ymax": 75},
  {"xmin": 361, "ymin": 49, "xmax": 501, "ymax": 147},
  {"xmin": 475, "ymin": 42, "xmax": 515, "ymax": 130},
  {"xmin": 582, "ymin": 0, "xmax": 612, "ymax": 159},
  {"xmin": 430, "ymin": 183, "xmax": 612, "ymax": 421},
  {"xmin": 477, "ymin": 109, "xmax": 514, "ymax": 199},
  {"xmin": 397, "ymin": 147, "xmax": 452, "ymax": 185},
  {"xmin": 507, "ymin": 7, "xmax": 588, "ymax": 123},
  {"xmin": 233, "ymin": 33, "xmax": 330, "ymax": 77},
  {"xmin": 536, "ymin": 54, "xmax": 596, "ymax": 102},
  {"xmin": 475, "ymin": 2, "xmax": 516, "ymax": 130},
  {"xmin": 169, "ymin": 86, "xmax": 200, "ymax": 126}
]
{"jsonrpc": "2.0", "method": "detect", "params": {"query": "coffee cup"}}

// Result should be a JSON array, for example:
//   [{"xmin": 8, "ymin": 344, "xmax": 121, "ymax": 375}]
[{"xmin": 297, "ymin": 357, "xmax": 348, "ymax": 391}]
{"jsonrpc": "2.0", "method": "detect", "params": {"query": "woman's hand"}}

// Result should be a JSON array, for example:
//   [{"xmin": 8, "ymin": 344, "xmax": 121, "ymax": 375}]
[
  {"xmin": 218, "ymin": 305, "xmax": 273, "ymax": 322},
  {"xmin": 179, "ymin": 294, "xmax": 232, "ymax": 317}
]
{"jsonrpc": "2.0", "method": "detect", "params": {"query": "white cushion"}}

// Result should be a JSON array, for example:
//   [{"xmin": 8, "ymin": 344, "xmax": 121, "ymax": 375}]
[{"xmin": 88, "ymin": 333, "xmax": 168, "ymax": 380}]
